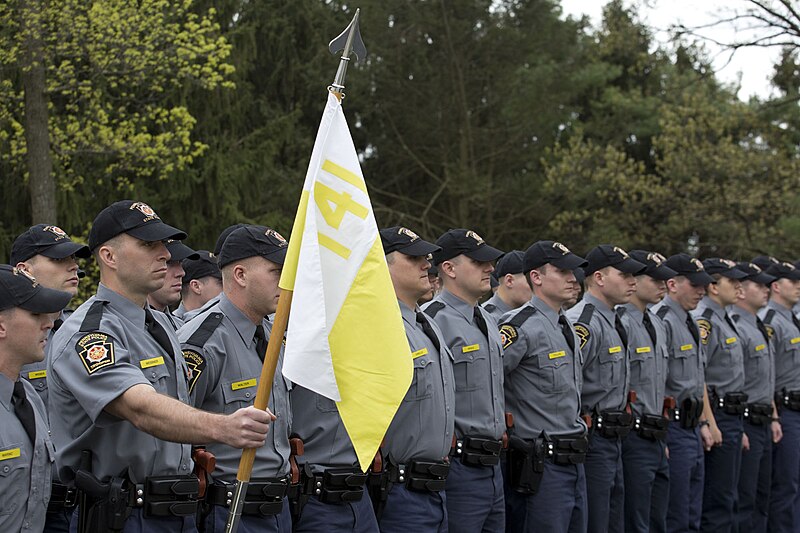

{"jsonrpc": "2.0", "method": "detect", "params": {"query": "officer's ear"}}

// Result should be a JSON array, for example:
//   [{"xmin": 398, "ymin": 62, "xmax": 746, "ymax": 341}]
[
  {"xmin": 0, "ymin": 308, "xmax": 12, "ymax": 339},
  {"xmin": 439, "ymin": 259, "xmax": 457, "ymax": 280},
  {"xmin": 231, "ymin": 264, "xmax": 248, "ymax": 288},
  {"xmin": 189, "ymin": 279, "xmax": 203, "ymax": 295}
]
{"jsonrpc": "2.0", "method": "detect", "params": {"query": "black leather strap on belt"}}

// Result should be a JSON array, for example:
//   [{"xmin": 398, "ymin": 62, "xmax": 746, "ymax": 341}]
[
  {"xmin": 207, "ymin": 478, "xmax": 288, "ymax": 516},
  {"xmin": 47, "ymin": 482, "xmax": 77, "ymax": 512},
  {"xmin": 634, "ymin": 414, "xmax": 669, "ymax": 441},
  {"xmin": 546, "ymin": 434, "xmax": 588, "ymax": 465},
  {"xmin": 452, "ymin": 435, "xmax": 502, "ymax": 466},
  {"xmin": 594, "ymin": 410, "xmax": 633, "ymax": 439},
  {"xmin": 716, "ymin": 392, "xmax": 748, "ymax": 415},
  {"xmin": 133, "ymin": 475, "xmax": 200, "ymax": 518},
  {"xmin": 386, "ymin": 460, "xmax": 449, "ymax": 492},
  {"xmin": 303, "ymin": 468, "xmax": 368, "ymax": 504}
]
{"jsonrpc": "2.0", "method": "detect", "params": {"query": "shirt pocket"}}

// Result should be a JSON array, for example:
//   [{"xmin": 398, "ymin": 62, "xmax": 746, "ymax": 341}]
[
  {"xmin": 315, "ymin": 394, "xmax": 338, "ymax": 413},
  {"xmin": 598, "ymin": 347, "xmax": 624, "ymax": 387},
  {"xmin": 222, "ymin": 377, "xmax": 259, "ymax": 413},
  {"xmin": 141, "ymin": 357, "xmax": 171, "ymax": 390},
  {"xmin": 785, "ymin": 338, "xmax": 800, "ymax": 363},
  {"xmin": 452, "ymin": 345, "xmax": 487, "ymax": 392},
  {"xmin": 535, "ymin": 350, "xmax": 569, "ymax": 393},
  {"xmin": 0, "ymin": 443, "xmax": 29, "ymax": 516},
  {"xmin": 630, "ymin": 346, "xmax": 655, "ymax": 384},
  {"xmin": 405, "ymin": 355, "xmax": 433, "ymax": 402}
]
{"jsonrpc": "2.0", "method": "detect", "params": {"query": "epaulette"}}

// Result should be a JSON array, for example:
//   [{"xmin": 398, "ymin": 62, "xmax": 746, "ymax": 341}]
[
  {"xmin": 498, "ymin": 306, "xmax": 537, "ymax": 350},
  {"xmin": 656, "ymin": 306, "xmax": 669, "ymax": 319},
  {"xmin": 79, "ymin": 301, "xmax": 108, "ymax": 332},
  {"xmin": 701, "ymin": 308, "xmax": 713, "ymax": 320},
  {"xmin": 185, "ymin": 311, "xmax": 225, "ymax": 348},
  {"xmin": 732, "ymin": 314, "xmax": 740, "ymax": 323},
  {"xmin": 505, "ymin": 305, "xmax": 537, "ymax": 328},
  {"xmin": 763, "ymin": 309, "xmax": 776, "ymax": 325},
  {"xmin": 423, "ymin": 301, "xmax": 446, "ymax": 319},
  {"xmin": 578, "ymin": 303, "xmax": 595, "ymax": 326},
  {"xmin": 182, "ymin": 311, "xmax": 224, "ymax": 395},
  {"xmin": 483, "ymin": 303, "xmax": 497, "ymax": 314}
]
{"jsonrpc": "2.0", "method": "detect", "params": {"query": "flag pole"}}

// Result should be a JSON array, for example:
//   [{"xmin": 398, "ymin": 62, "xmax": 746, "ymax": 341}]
[{"xmin": 224, "ymin": 10, "xmax": 365, "ymax": 533}]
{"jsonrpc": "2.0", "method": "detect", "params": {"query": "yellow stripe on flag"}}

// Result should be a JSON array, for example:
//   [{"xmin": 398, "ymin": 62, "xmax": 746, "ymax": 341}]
[{"xmin": 279, "ymin": 190, "xmax": 310, "ymax": 292}]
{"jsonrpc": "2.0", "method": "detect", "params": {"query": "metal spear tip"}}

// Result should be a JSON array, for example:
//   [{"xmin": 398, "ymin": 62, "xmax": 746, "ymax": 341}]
[{"xmin": 329, "ymin": 8, "xmax": 367, "ymax": 62}]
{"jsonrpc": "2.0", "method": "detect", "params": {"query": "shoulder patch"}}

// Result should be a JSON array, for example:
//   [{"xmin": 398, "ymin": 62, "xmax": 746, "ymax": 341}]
[
  {"xmin": 696, "ymin": 318, "xmax": 712, "ymax": 346},
  {"xmin": 765, "ymin": 325, "xmax": 775, "ymax": 339},
  {"xmin": 574, "ymin": 324, "xmax": 590, "ymax": 350},
  {"xmin": 656, "ymin": 306, "xmax": 669, "ymax": 319},
  {"xmin": 76, "ymin": 332, "xmax": 115, "ymax": 375},
  {"xmin": 182, "ymin": 349, "xmax": 206, "ymax": 394},
  {"xmin": 499, "ymin": 324, "xmax": 518, "ymax": 350}
]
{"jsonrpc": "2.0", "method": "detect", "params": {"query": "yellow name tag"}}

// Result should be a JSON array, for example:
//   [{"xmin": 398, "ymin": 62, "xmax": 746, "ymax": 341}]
[
  {"xmin": 680, "ymin": 344, "xmax": 693, "ymax": 351},
  {"xmin": 608, "ymin": 346, "xmax": 622, "ymax": 354},
  {"xmin": 548, "ymin": 350, "xmax": 566, "ymax": 359},
  {"xmin": 725, "ymin": 337, "xmax": 737, "ymax": 345},
  {"xmin": 412, "ymin": 348, "xmax": 428, "ymax": 359},
  {"xmin": 636, "ymin": 347, "xmax": 651, "ymax": 354},
  {"xmin": 28, "ymin": 370, "xmax": 46, "ymax": 379},
  {"xmin": 139, "ymin": 356, "xmax": 165, "ymax": 369},
  {"xmin": 0, "ymin": 448, "xmax": 21, "ymax": 461},
  {"xmin": 231, "ymin": 379, "xmax": 257, "ymax": 390},
  {"xmin": 755, "ymin": 344, "xmax": 766, "ymax": 352},
  {"xmin": 792, "ymin": 337, "xmax": 800, "ymax": 345},
  {"xmin": 461, "ymin": 344, "xmax": 480, "ymax": 353}
]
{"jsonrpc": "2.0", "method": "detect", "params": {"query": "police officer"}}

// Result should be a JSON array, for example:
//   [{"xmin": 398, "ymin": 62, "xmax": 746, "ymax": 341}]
[
  {"xmin": 46, "ymin": 200, "xmax": 271, "ymax": 532},
  {"xmin": 617, "ymin": 250, "xmax": 676, "ymax": 533},
  {"xmin": 761, "ymin": 260, "xmax": 800, "ymax": 532},
  {"xmin": 500, "ymin": 240, "xmax": 588, "ymax": 533},
  {"xmin": 422, "ymin": 228, "xmax": 505, "ymax": 532},
  {"xmin": 178, "ymin": 225, "xmax": 291, "ymax": 532},
  {"xmin": 419, "ymin": 265, "xmax": 440, "ymax": 305},
  {"xmin": 379, "ymin": 226, "xmax": 455, "ymax": 533},
  {"xmin": 11, "ymin": 224, "xmax": 91, "ymax": 532},
  {"xmin": 565, "ymin": 244, "xmax": 644, "ymax": 533},
  {"xmin": 692, "ymin": 259, "xmax": 748, "ymax": 532},
  {"xmin": 651, "ymin": 253, "xmax": 716, "ymax": 533},
  {"xmin": 0, "ymin": 264, "xmax": 72, "ymax": 532},
  {"xmin": 147, "ymin": 240, "xmax": 199, "ymax": 330},
  {"xmin": 172, "ymin": 251, "xmax": 223, "ymax": 323},
  {"xmin": 482, "ymin": 250, "xmax": 531, "ymax": 322},
  {"xmin": 731, "ymin": 262, "xmax": 779, "ymax": 533}
]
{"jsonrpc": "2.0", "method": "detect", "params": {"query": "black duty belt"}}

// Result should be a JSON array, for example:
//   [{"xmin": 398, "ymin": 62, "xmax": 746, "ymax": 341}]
[
  {"xmin": 745, "ymin": 403, "xmax": 772, "ymax": 426},
  {"xmin": 674, "ymin": 397, "xmax": 704, "ymax": 429},
  {"xmin": 634, "ymin": 414, "xmax": 669, "ymax": 441},
  {"xmin": 776, "ymin": 390, "xmax": 800, "ymax": 412},
  {"xmin": 385, "ymin": 459, "xmax": 449, "ymax": 492},
  {"xmin": 546, "ymin": 434, "xmax": 588, "ymax": 465},
  {"xmin": 207, "ymin": 477, "xmax": 288, "ymax": 517},
  {"xmin": 594, "ymin": 410, "xmax": 632, "ymax": 439},
  {"xmin": 302, "ymin": 468, "xmax": 368, "ymax": 504},
  {"xmin": 47, "ymin": 481, "xmax": 77, "ymax": 512},
  {"xmin": 452, "ymin": 436, "xmax": 502, "ymax": 467},
  {"xmin": 132, "ymin": 475, "xmax": 200, "ymax": 518},
  {"xmin": 715, "ymin": 391, "xmax": 748, "ymax": 416}
]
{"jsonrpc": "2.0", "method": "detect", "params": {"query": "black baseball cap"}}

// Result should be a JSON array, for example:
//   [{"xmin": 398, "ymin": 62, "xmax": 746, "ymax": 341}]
[
  {"xmin": 736, "ymin": 262, "xmax": 776, "ymax": 286},
  {"xmin": 11, "ymin": 224, "xmax": 91, "ymax": 264},
  {"xmin": 751, "ymin": 255, "xmax": 780, "ymax": 271},
  {"xmin": 218, "ymin": 225, "xmax": 289, "ymax": 268},
  {"xmin": 182, "ymin": 251, "xmax": 222, "ymax": 283},
  {"xmin": 664, "ymin": 254, "xmax": 715, "ymax": 285},
  {"xmin": 765, "ymin": 261, "xmax": 800, "ymax": 282},
  {"xmin": 88, "ymin": 200, "xmax": 186, "ymax": 251},
  {"xmin": 214, "ymin": 223, "xmax": 248, "ymax": 256},
  {"xmin": 165, "ymin": 240, "xmax": 199, "ymax": 263},
  {"xmin": 433, "ymin": 229, "xmax": 503, "ymax": 264},
  {"xmin": 628, "ymin": 250, "xmax": 677, "ymax": 281},
  {"xmin": 380, "ymin": 227, "xmax": 440, "ymax": 257},
  {"xmin": 495, "ymin": 250, "xmax": 525, "ymax": 278},
  {"xmin": 702, "ymin": 258, "xmax": 748, "ymax": 280},
  {"xmin": 0, "ymin": 264, "xmax": 73, "ymax": 313},
  {"xmin": 523, "ymin": 241, "xmax": 587, "ymax": 272},
  {"xmin": 584, "ymin": 245, "xmax": 646, "ymax": 276},
  {"xmin": 428, "ymin": 264, "xmax": 438, "ymax": 277}
]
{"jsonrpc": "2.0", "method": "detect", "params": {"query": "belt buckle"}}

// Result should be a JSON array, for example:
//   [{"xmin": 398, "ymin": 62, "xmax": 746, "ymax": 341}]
[{"xmin": 63, "ymin": 487, "xmax": 78, "ymax": 508}]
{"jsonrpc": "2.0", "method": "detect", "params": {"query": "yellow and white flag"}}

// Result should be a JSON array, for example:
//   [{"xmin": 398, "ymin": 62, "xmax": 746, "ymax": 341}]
[{"xmin": 280, "ymin": 92, "xmax": 413, "ymax": 470}]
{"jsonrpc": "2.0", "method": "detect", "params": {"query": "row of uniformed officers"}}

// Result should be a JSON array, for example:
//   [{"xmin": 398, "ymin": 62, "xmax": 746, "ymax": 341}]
[{"xmin": 1, "ymin": 199, "xmax": 798, "ymax": 533}]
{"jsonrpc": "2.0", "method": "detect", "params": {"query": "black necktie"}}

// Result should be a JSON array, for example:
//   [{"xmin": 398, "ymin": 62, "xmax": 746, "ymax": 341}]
[
  {"xmin": 416, "ymin": 312, "xmax": 441, "ymax": 353},
  {"xmin": 254, "ymin": 325, "xmax": 268, "ymax": 363},
  {"xmin": 558, "ymin": 314, "xmax": 575, "ymax": 353},
  {"xmin": 756, "ymin": 317, "xmax": 771, "ymax": 344},
  {"xmin": 725, "ymin": 313, "xmax": 739, "ymax": 335},
  {"xmin": 473, "ymin": 307, "xmax": 489, "ymax": 340},
  {"xmin": 643, "ymin": 312, "xmax": 657, "ymax": 346},
  {"xmin": 792, "ymin": 314, "xmax": 800, "ymax": 336},
  {"xmin": 12, "ymin": 381, "xmax": 36, "ymax": 445},
  {"xmin": 686, "ymin": 315, "xmax": 700, "ymax": 345},
  {"xmin": 53, "ymin": 318, "xmax": 64, "ymax": 332},
  {"xmin": 144, "ymin": 307, "xmax": 175, "ymax": 359},
  {"xmin": 615, "ymin": 312, "xmax": 629, "ymax": 350}
]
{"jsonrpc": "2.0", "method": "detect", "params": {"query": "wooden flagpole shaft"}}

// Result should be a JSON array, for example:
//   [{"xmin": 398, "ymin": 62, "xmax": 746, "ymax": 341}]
[{"xmin": 224, "ymin": 288, "xmax": 294, "ymax": 533}]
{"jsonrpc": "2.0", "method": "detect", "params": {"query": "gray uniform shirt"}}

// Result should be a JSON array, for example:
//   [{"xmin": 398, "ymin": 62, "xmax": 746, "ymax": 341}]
[
  {"xmin": 47, "ymin": 283, "xmax": 194, "ymax": 483},
  {"xmin": 693, "ymin": 297, "xmax": 745, "ymax": 397},
  {"xmin": 651, "ymin": 295, "xmax": 706, "ymax": 403},
  {"xmin": 424, "ymin": 289, "xmax": 505, "ymax": 440},
  {"xmin": 760, "ymin": 300, "xmax": 800, "ymax": 393},
  {"xmin": 383, "ymin": 300, "xmax": 455, "ymax": 463},
  {"xmin": 618, "ymin": 304, "xmax": 669, "ymax": 416},
  {"xmin": 20, "ymin": 309, "xmax": 70, "ymax": 410},
  {"xmin": 290, "ymin": 385, "xmax": 359, "ymax": 473},
  {"xmin": 500, "ymin": 296, "xmax": 585, "ymax": 439},
  {"xmin": 178, "ymin": 293, "xmax": 291, "ymax": 481},
  {"xmin": 482, "ymin": 293, "xmax": 512, "ymax": 323},
  {"xmin": 0, "ymin": 375, "xmax": 53, "ymax": 532},
  {"xmin": 730, "ymin": 305, "xmax": 775, "ymax": 405},
  {"xmin": 566, "ymin": 292, "xmax": 629, "ymax": 413}
]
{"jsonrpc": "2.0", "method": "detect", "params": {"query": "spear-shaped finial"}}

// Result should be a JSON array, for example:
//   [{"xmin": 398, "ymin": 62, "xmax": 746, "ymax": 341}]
[{"xmin": 328, "ymin": 8, "xmax": 367, "ymax": 98}]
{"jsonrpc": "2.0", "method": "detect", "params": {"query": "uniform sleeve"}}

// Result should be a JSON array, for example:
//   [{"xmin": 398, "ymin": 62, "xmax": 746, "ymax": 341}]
[
  {"xmin": 573, "ymin": 321, "xmax": 596, "ymax": 366},
  {"xmin": 500, "ymin": 323, "xmax": 530, "ymax": 373}
]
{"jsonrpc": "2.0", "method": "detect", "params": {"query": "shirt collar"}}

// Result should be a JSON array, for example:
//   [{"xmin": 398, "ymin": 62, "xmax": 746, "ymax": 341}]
[
  {"xmin": 730, "ymin": 304, "xmax": 757, "ymax": 325},
  {"xmin": 485, "ymin": 294, "xmax": 511, "ymax": 314},
  {"xmin": 664, "ymin": 294, "xmax": 689, "ymax": 320},
  {"xmin": 531, "ymin": 296, "xmax": 559, "ymax": 327},
  {"xmin": 620, "ymin": 303, "xmax": 644, "ymax": 321},
  {"xmin": 583, "ymin": 292, "xmax": 616, "ymax": 324},
  {"xmin": 700, "ymin": 296, "xmax": 726, "ymax": 319},
  {"xmin": 0, "ymin": 373, "xmax": 14, "ymax": 410},
  {"xmin": 219, "ymin": 293, "xmax": 258, "ymax": 348},
  {"xmin": 97, "ymin": 283, "xmax": 146, "ymax": 328},
  {"xmin": 768, "ymin": 299, "xmax": 794, "ymax": 319},
  {"xmin": 398, "ymin": 300, "xmax": 419, "ymax": 326},
  {"xmin": 439, "ymin": 289, "xmax": 474, "ymax": 320}
]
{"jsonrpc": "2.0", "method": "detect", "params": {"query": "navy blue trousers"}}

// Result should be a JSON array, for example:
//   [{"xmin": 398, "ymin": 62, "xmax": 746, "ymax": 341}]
[
  {"xmin": 294, "ymin": 489, "xmax": 379, "ymax": 533},
  {"xmin": 701, "ymin": 411, "xmax": 743, "ymax": 532},
  {"xmin": 504, "ymin": 458, "xmax": 587, "ymax": 533},
  {"xmin": 44, "ymin": 508, "xmax": 74, "ymax": 533},
  {"xmin": 769, "ymin": 408, "xmax": 800, "ymax": 532},
  {"xmin": 621, "ymin": 430, "xmax": 669, "ymax": 533},
  {"xmin": 70, "ymin": 508, "xmax": 196, "ymax": 532},
  {"xmin": 379, "ymin": 484, "xmax": 447, "ymax": 533},
  {"xmin": 445, "ymin": 459, "xmax": 504, "ymax": 533},
  {"xmin": 584, "ymin": 432, "xmax": 623, "ymax": 533},
  {"xmin": 736, "ymin": 421, "xmax": 771, "ymax": 533},
  {"xmin": 666, "ymin": 424, "xmax": 704, "ymax": 532},
  {"xmin": 205, "ymin": 497, "xmax": 291, "ymax": 533}
]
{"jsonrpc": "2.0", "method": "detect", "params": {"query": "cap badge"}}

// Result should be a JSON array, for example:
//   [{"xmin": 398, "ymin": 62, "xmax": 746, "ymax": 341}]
[
  {"xmin": 749, "ymin": 263, "xmax": 762, "ymax": 272},
  {"xmin": 552, "ymin": 242, "xmax": 570, "ymax": 255},
  {"xmin": 465, "ymin": 230, "xmax": 485, "ymax": 245},
  {"xmin": 690, "ymin": 258, "xmax": 705, "ymax": 271},
  {"xmin": 398, "ymin": 227, "xmax": 419, "ymax": 241},
  {"xmin": 42, "ymin": 225, "xmax": 68, "ymax": 240},
  {"xmin": 12, "ymin": 267, "xmax": 38, "ymax": 287},
  {"xmin": 782, "ymin": 262, "xmax": 796, "ymax": 271},
  {"xmin": 130, "ymin": 202, "xmax": 160, "ymax": 220},
  {"xmin": 612, "ymin": 246, "xmax": 630, "ymax": 258},
  {"xmin": 647, "ymin": 252, "xmax": 666, "ymax": 265},
  {"xmin": 265, "ymin": 229, "xmax": 288, "ymax": 246},
  {"xmin": 720, "ymin": 259, "xmax": 737, "ymax": 268}
]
